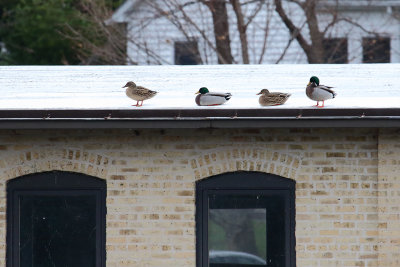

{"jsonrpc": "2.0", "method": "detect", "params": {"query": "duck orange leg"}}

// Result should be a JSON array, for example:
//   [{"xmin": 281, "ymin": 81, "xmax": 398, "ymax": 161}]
[{"xmin": 314, "ymin": 101, "xmax": 325, "ymax": 108}]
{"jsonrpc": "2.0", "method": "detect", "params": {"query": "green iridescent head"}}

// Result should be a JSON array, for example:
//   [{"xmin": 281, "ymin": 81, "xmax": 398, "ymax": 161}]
[
  {"xmin": 197, "ymin": 87, "xmax": 209, "ymax": 94},
  {"xmin": 309, "ymin": 76, "xmax": 320, "ymax": 86}
]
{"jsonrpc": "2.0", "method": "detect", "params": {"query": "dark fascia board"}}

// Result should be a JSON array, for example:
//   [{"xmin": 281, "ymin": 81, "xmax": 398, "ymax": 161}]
[{"xmin": 0, "ymin": 108, "xmax": 400, "ymax": 128}]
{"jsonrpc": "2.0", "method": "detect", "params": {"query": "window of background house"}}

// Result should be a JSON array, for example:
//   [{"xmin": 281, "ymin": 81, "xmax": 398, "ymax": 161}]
[
  {"xmin": 174, "ymin": 41, "xmax": 201, "ymax": 65},
  {"xmin": 7, "ymin": 171, "xmax": 106, "ymax": 267},
  {"xmin": 323, "ymin": 38, "xmax": 348, "ymax": 63},
  {"xmin": 363, "ymin": 37, "xmax": 391, "ymax": 63},
  {"xmin": 196, "ymin": 172, "xmax": 295, "ymax": 267}
]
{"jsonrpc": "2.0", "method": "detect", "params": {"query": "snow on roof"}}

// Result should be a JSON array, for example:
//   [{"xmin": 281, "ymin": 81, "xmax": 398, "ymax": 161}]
[{"xmin": 0, "ymin": 64, "xmax": 399, "ymax": 111}]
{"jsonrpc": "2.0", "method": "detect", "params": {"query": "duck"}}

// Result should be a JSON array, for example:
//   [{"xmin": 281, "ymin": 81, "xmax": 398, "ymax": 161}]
[
  {"xmin": 195, "ymin": 87, "xmax": 232, "ymax": 106},
  {"xmin": 123, "ymin": 81, "xmax": 158, "ymax": 107},
  {"xmin": 257, "ymin": 89, "xmax": 291, "ymax": 106},
  {"xmin": 306, "ymin": 76, "xmax": 336, "ymax": 108}
]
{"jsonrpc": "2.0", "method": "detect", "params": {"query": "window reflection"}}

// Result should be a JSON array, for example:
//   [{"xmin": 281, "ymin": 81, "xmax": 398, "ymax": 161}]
[{"xmin": 209, "ymin": 208, "xmax": 267, "ymax": 266}]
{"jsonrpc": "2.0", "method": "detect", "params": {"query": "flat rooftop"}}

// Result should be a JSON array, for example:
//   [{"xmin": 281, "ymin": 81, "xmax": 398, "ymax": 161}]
[{"xmin": 0, "ymin": 64, "xmax": 399, "ymax": 128}]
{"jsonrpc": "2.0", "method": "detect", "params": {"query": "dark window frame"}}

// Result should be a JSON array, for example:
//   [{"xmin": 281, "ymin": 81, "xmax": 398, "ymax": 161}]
[
  {"xmin": 196, "ymin": 171, "xmax": 296, "ymax": 267},
  {"xmin": 323, "ymin": 38, "xmax": 348, "ymax": 64},
  {"xmin": 174, "ymin": 40, "xmax": 201, "ymax": 65},
  {"xmin": 6, "ymin": 171, "xmax": 106, "ymax": 267},
  {"xmin": 362, "ymin": 37, "xmax": 391, "ymax": 63}
]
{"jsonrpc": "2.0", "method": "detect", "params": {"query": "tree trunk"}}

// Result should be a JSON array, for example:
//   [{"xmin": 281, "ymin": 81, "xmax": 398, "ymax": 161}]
[
  {"xmin": 303, "ymin": 0, "xmax": 325, "ymax": 63},
  {"xmin": 203, "ymin": 0, "xmax": 233, "ymax": 64},
  {"xmin": 230, "ymin": 0, "xmax": 249, "ymax": 64}
]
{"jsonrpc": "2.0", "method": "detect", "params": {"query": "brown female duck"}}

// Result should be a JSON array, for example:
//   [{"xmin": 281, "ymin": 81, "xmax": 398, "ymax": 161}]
[
  {"xmin": 256, "ymin": 89, "xmax": 291, "ymax": 106},
  {"xmin": 123, "ymin": 81, "xmax": 158, "ymax": 107}
]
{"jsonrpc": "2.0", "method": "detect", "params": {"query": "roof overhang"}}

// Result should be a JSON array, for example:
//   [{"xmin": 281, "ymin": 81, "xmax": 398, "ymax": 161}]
[{"xmin": 1, "ymin": 108, "xmax": 400, "ymax": 129}]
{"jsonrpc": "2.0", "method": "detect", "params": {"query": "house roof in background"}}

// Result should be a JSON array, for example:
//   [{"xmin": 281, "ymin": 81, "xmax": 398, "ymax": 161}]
[
  {"xmin": 109, "ymin": 0, "xmax": 144, "ymax": 23},
  {"xmin": 0, "ymin": 64, "xmax": 400, "ymax": 129}
]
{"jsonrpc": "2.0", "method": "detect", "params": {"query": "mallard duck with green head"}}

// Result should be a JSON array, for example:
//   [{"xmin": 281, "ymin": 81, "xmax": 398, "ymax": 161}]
[
  {"xmin": 123, "ymin": 81, "xmax": 158, "ymax": 107},
  {"xmin": 257, "ymin": 89, "xmax": 291, "ymax": 106},
  {"xmin": 195, "ymin": 87, "xmax": 232, "ymax": 106},
  {"xmin": 306, "ymin": 76, "xmax": 336, "ymax": 107}
]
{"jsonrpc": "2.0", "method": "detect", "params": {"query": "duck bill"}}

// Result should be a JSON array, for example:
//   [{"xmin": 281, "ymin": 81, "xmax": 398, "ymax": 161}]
[
  {"xmin": 307, "ymin": 82, "xmax": 311, "ymax": 86},
  {"xmin": 256, "ymin": 92, "xmax": 261, "ymax": 95},
  {"xmin": 195, "ymin": 91, "xmax": 200, "ymax": 94}
]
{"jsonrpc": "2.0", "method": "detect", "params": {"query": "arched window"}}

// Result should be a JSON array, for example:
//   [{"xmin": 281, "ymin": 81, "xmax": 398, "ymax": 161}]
[
  {"xmin": 196, "ymin": 172, "xmax": 295, "ymax": 267},
  {"xmin": 7, "ymin": 171, "xmax": 106, "ymax": 267}
]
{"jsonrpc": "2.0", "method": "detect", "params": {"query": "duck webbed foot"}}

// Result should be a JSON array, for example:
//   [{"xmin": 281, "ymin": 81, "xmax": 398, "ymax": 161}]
[{"xmin": 132, "ymin": 101, "xmax": 142, "ymax": 107}]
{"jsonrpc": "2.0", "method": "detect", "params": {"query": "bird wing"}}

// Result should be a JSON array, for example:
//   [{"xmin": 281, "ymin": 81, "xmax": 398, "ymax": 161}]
[
  {"xmin": 319, "ymin": 85, "xmax": 334, "ymax": 90},
  {"xmin": 270, "ymin": 92, "xmax": 291, "ymax": 98},
  {"xmin": 208, "ymin": 92, "xmax": 231, "ymax": 97},
  {"xmin": 208, "ymin": 92, "xmax": 232, "ymax": 100},
  {"xmin": 318, "ymin": 85, "xmax": 335, "ymax": 93},
  {"xmin": 136, "ymin": 86, "xmax": 157, "ymax": 96},
  {"xmin": 199, "ymin": 92, "xmax": 232, "ymax": 106},
  {"xmin": 317, "ymin": 85, "xmax": 337, "ymax": 98},
  {"xmin": 262, "ymin": 93, "xmax": 290, "ymax": 105}
]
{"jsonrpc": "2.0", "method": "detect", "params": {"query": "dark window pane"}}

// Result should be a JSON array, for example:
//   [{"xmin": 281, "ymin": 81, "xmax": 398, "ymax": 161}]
[
  {"xmin": 363, "ymin": 37, "xmax": 391, "ymax": 63},
  {"xmin": 174, "ymin": 41, "xmax": 201, "ymax": 65},
  {"xmin": 7, "ymin": 172, "xmax": 106, "ymax": 267},
  {"xmin": 323, "ymin": 38, "xmax": 348, "ymax": 63},
  {"xmin": 19, "ymin": 195, "xmax": 97, "ymax": 267}
]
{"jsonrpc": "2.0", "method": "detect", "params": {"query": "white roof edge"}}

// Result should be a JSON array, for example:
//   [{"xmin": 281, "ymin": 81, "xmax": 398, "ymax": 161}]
[{"xmin": 107, "ymin": 0, "xmax": 144, "ymax": 24}]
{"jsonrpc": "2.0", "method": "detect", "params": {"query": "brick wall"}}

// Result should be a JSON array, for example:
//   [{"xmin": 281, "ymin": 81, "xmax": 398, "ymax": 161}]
[
  {"xmin": 0, "ymin": 128, "xmax": 397, "ymax": 266},
  {"xmin": 378, "ymin": 129, "xmax": 400, "ymax": 267}
]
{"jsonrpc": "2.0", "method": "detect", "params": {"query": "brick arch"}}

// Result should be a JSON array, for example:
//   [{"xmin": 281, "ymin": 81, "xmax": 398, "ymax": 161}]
[
  {"xmin": 189, "ymin": 148, "xmax": 301, "ymax": 181},
  {"xmin": 0, "ymin": 147, "xmax": 111, "ymax": 181}
]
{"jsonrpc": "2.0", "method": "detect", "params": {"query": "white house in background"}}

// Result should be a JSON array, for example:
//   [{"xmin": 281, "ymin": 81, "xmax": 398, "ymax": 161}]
[{"xmin": 110, "ymin": 0, "xmax": 400, "ymax": 65}]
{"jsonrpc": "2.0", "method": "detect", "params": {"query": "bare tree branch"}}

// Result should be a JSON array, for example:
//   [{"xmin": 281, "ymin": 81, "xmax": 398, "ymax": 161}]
[
  {"xmin": 244, "ymin": 0, "xmax": 265, "ymax": 28},
  {"xmin": 146, "ymin": 0, "xmax": 234, "ymax": 64},
  {"xmin": 275, "ymin": 20, "xmax": 307, "ymax": 64},
  {"xmin": 287, "ymin": 0, "xmax": 305, "ymax": 8},
  {"xmin": 339, "ymin": 17, "xmax": 380, "ymax": 37},
  {"xmin": 61, "ymin": 0, "xmax": 129, "ymax": 65},
  {"xmin": 274, "ymin": 0, "xmax": 312, "ymax": 57},
  {"xmin": 258, "ymin": 1, "xmax": 272, "ymax": 64}
]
